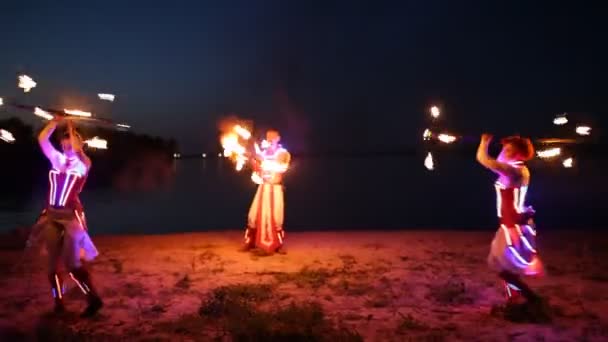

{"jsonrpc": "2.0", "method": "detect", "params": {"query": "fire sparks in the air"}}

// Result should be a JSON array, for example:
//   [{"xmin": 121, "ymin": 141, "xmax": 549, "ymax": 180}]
[
  {"xmin": 98, "ymin": 93, "xmax": 115, "ymax": 102},
  {"xmin": 553, "ymin": 114, "xmax": 568, "ymax": 125},
  {"xmin": 437, "ymin": 133, "xmax": 457, "ymax": 144},
  {"xmin": 424, "ymin": 152, "xmax": 434, "ymax": 170},
  {"xmin": 562, "ymin": 157, "xmax": 574, "ymax": 168},
  {"xmin": 537, "ymin": 147, "xmax": 561, "ymax": 159},
  {"xmin": 34, "ymin": 107, "xmax": 54, "ymax": 120},
  {"xmin": 64, "ymin": 109, "xmax": 92, "ymax": 117},
  {"xmin": 116, "ymin": 123, "xmax": 131, "ymax": 129},
  {"xmin": 0, "ymin": 97, "xmax": 3, "ymax": 106},
  {"xmin": 221, "ymin": 124, "xmax": 252, "ymax": 171},
  {"xmin": 430, "ymin": 106, "xmax": 440, "ymax": 119},
  {"xmin": 18, "ymin": 75, "xmax": 36, "ymax": 92},
  {"xmin": 575, "ymin": 125, "xmax": 591, "ymax": 136},
  {"xmin": 84, "ymin": 136, "xmax": 108, "ymax": 149},
  {"xmin": 0, "ymin": 129, "xmax": 16, "ymax": 143}
]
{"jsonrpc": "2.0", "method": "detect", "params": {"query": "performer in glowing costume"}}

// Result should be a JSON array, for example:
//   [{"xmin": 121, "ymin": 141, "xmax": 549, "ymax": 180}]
[
  {"xmin": 477, "ymin": 134, "xmax": 543, "ymax": 304},
  {"xmin": 27, "ymin": 117, "xmax": 103, "ymax": 316},
  {"xmin": 241, "ymin": 129, "xmax": 291, "ymax": 254}
]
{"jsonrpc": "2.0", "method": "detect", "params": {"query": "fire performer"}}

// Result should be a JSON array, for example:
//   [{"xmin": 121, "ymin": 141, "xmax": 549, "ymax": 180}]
[
  {"xmin": 241, "ymin": 129, "xmax": 291, "ymax": 254},
  {"xmin": 477, "ymin": 134, "xmax": 544, "ymax": 305},
  {"xmin": 27, "ymin": 117, "xmax": 103, "ymax": 316}
]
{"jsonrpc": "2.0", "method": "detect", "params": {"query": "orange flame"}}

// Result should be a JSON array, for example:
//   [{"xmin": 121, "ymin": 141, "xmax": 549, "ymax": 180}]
[
  {"xmin": 0, "ymin": 129, "xmax": 16, "ymax": 143},
  {"xmin": 64, "ymin": 109, "xmax": 92, "ymax": 117},
  {"xmin": 220, "ymin": 124, "xmax": 252, "ymax": 171},
  {"xmin": 84, "ymin": 136, "xmax": 108, "ymax": 149}
]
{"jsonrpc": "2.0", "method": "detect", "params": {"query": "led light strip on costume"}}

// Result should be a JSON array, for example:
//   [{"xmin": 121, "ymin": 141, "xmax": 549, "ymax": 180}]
[{"xmin": 48, "ymin": 170, "xmax": 82, "ymax": 207}]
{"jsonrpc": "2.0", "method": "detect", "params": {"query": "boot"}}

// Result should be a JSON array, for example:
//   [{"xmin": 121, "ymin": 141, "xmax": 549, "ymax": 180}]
[
  {"xmin": 69, "ymin": 267, "xmax": 103, "ymax": 317},
  {"xmin": 504, "ymin": 281, "xmax": 523, "ymax": 304},
  {"xmin": 48, "ymin": 273, "xmax": 65, "ymax": 313},
  {"xmin": 239, "ymin": 227, "xmax": 255, "ymax": 252}
]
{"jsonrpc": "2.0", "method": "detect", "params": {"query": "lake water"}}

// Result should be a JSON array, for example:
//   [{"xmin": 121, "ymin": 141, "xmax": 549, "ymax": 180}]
[{"xmin": 1, "ymin": 156, "xmax": 606, "ymax": 234}]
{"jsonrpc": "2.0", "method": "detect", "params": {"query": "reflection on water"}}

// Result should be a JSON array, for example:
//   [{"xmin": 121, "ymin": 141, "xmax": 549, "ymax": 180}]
[{"xmin": 1, "ymin": 156, "xmax": 607, "ymax": 234}]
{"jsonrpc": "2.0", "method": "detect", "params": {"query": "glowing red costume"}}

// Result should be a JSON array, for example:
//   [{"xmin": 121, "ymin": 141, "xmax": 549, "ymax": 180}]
[
  {"xmin": 487, "ymin": 161, "xmax": 543, "ymax": 299},
  {"xmin": 243, "ymin": 142, "xmax": 290, "ymax": 253}
]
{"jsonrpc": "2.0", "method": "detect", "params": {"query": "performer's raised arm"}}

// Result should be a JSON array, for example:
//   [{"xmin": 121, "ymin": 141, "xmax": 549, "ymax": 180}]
[
  {"xmin": 38, "ymin": 117, "xmax": 62, "ymax": 162},
  {"xmin": 476, "ymin": 134, "xmax": 518, "ymax": 178}
]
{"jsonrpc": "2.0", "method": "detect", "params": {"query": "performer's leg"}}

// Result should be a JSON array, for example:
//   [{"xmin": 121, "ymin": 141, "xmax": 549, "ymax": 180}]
[
  {"xmin": 241, "ymin": 186, "xmax": 261, "ymax": 250},
  {"xmin": 274, "ymin": 186, "xmax": 286, "ymax": 254},
  {"xmin": 499, "ymin": 270, "xmax": 539, "ymax": 302},
  {"xmin": 43, "ymin": 221, "xmax": 65, "ymax": 312},
  {"xmin": 63, "ymin": 221, "xmax": 103, "ymax": 317}
]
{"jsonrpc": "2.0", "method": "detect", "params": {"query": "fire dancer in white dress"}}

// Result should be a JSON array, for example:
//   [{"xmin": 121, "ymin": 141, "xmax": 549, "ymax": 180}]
[{"xmin": 241, "ymin": 129, "xmax": 291, "ymax": 254}]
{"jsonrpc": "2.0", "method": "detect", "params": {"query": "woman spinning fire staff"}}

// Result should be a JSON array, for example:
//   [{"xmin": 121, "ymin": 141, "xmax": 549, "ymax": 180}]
[
  {"xmin": 476, "ymin": 134, "xmax": 544, "ymax": 306},
  {"xmin": 241, "ymin": 129, "xmax": 291, "ymax": 254},
  {"xmin": 27, "ymin": 117, "xmax": 103, "ymax": 317}
]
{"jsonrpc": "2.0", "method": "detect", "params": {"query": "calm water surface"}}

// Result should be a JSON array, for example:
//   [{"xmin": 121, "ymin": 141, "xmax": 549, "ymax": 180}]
[{"xmin": 1, "ymin": 156, "xmax": 606, "ymax": 234}]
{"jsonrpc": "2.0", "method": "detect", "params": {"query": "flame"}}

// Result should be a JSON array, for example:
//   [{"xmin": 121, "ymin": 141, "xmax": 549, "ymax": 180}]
[
  {"xmin": 553, "ymin": 114, "xmax": 568, "ymax": 125},
  {"xmin": 0, "ymin": 129, "xmax": 16, "ymax": 143},
  {"xmin": 575, "ymin": 126, "xmax": 591, "ymax": 136},
  {"xmin": 423, "ymin": 128, "xmax": 432, "ymax": 141},
  {"xmin": 562, "ymin": 157, "xmax": 574, "ymax": 168},
  {"xmin": 537, "ymin": 147, "xmax": 561, "ymax": 159},
  {"xmin": 430, "ymin": 106, "xmax": 440, "ymax": 119},
  {"xmin": 116, "ymin": 123, "xmax": 131, "ymax": 129},
  {"xmin": 424, "ymin": 152, "xmax": 434, "ymax": 170},
  {"xmin": 220, "ymin": 124, "xmax": 252, "ymax": 171},
  {"xmin": 18, "ymin": 75, "xmax": 36, "ymax": 92},
  {"xmin": 64, "ymin": 109, "xmax": 92, "ymax": 117},
  {"xmin": 98, "ymin": 93, "xmax": 115, "ymax": 102},
  {"xmin": 437, "ymin": 133, "xmax": 457, "ymax": 144},
  {"xmin": 0, "ymin": 97, "xmax": 3, "ymax": 106},
  {"xmin": 34, "ymin": 107, "xmax": 54, "ymax": 120},
  {"xmin": 84, "ymin": 136, "xmax": 108, "ymax": 149}
]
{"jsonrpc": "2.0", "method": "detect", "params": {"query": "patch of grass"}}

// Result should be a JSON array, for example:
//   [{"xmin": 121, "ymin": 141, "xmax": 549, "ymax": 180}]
[
  {"xmin": 198, "ymin": 284, "xmax": 362, "ymax": 341},
  {"xmin": 396, "ymin": 313, "xmax": 428, "ymax": 332},
  {"xmin": 109, "ymin": 258, "xmax": 123, "ymax": 273},
  {"xmin": 198, "ymin": 250, "xmax": 220, "ymax": 262},
  {"xmin": 330, "ymin": 278, "xmax": 373, "ymax": 296},
  {"xmin": 426, "ymin": 278, "xmax": 474, "ymax": 305},
  {"xmin": 275, "ymin": 267, "xmax": 334, "ymax": 289},
  {"xmin": 175, "ymin": 275, "xmax": 191, "ymax": 290},
  {"xmin": 228, "ymin": 301, "xmax": 363, "ymax": 341},
  {"xmin": 199, "ymin": 283, "xmax": 274, "ymax": 318},
  {"xmin": 338, "ymin": 254, "xmax": 357, "ymax": 272},
  {"xmin": 365, "ymin": 293, "xmax": 392, "ymax": 308},
  {"xmin": 122, "ymin": 281, "xmax": 146, "ymax": 297},
  {"xmin": 490, "ymin": 299, "xmax": 553, "ymax": 324}
]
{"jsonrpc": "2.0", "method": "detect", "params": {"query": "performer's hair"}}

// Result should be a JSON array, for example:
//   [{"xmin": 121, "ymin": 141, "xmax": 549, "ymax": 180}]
[
  {"xmin": 62, "ymin": 129, "xmax": 83, "ymax": 142},
  {"xmin": 501, "ymin": 136, "xmax": 534, "ymax": 161}
]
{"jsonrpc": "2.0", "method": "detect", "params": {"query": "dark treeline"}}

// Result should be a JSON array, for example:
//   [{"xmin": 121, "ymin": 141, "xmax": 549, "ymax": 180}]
[{"xmin": 0, "ymin": 117, "xmax": 178, "ymax": 209}]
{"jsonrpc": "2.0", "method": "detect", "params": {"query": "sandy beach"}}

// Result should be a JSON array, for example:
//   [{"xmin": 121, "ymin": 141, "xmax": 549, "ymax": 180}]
[{"xmin": 1, "ymin": 230, "xmax": 607, "ymax": 341}]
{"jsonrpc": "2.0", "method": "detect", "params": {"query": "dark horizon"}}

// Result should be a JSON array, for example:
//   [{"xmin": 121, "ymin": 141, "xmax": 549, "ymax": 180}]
[{"xmin": 1, "ymin": 1, "xmax": 606, "ymax": 153}]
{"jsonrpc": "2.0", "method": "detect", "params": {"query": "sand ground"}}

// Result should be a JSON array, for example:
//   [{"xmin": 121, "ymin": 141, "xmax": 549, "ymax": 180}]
[{"xmin": 1, "ymin": 230, "xmax": 607, "ymax": 341}]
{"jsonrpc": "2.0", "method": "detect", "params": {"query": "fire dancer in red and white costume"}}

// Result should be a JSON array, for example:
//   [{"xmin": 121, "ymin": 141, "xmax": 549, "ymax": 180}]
[
  {"xmin": 242, "ymin": 129, "xmax": 291, "ymax": 254},
  {"xmin": 477, "ymin": 134, "xmax": 544, "ymax": 305},
  {"xmin": 28, "ymin": 117, "xmax": 103, "ymax": 316}
]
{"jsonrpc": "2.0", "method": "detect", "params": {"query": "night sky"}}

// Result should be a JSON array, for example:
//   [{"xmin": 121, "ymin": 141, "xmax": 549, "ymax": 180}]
[{"xmin": 1, "ymin": 1, "xmax": 606, "ymax": 153}]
